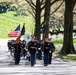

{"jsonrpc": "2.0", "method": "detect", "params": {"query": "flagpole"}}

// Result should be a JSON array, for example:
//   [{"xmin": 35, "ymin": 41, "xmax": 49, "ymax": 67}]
[{"xmin": 16, "ymin": 23, "xmax": 25, "ymax": 41}]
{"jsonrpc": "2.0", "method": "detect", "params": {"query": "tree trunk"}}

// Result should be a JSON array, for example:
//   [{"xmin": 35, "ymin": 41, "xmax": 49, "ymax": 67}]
[
  {"xmin": 44, "ymin": 0, "xmax": 51, "ymax": 38},
  {"xmin": 34, "ymin": 0, "xmax": 41, "ymax": 40},
  {"xmin": 59, "ymin": 0, "xmax": 76, "ymax": 55}
]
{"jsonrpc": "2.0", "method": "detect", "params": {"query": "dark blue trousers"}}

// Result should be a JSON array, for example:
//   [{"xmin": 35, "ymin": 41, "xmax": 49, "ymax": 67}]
[
  {"xmin": 48, "ymin": 53, "xmax": 52, "ymax": 64},
  {"xmin": 14, "ymin": 53, "xmax": 20, "ymax": 65},
  {"xmin": 30, "ymin": 53, "xmax": 35, "ymax": 66},
  {"xmin": 44, "ymin": 53, "xmax": 49, "ymax": 66},
  {"xmin": 37, "ymin": 50, "xmax": 42, "ymax": 60}
]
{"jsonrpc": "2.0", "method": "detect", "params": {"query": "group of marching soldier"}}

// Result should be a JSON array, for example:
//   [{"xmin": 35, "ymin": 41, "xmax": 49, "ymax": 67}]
[{"xmin": 7, "ymin": 36, "xmax": 55, "ymax": 66}]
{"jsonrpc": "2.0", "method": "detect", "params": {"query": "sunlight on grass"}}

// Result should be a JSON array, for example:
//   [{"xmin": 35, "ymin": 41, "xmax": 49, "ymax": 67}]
[
  {"xmin": 0, "ymin": 11, "xmax": 34, "ymax": 38},
  {"xmin": 63, "ymin": 54, "xmax": 76, "ymax": 62},
  {"xmin": 73, "ymin": 38, "xmax": 76, "ymax": 44},
  {"xmin": 53, "ymin": 38, "xmax": 63, "ymax": 44},
  {"xmin": 53, "ymin": 37, "xmax": 76, "ymax": 45}
]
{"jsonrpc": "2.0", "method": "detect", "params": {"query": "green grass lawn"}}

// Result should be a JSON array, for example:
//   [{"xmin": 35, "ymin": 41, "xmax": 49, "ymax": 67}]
[
  {"xmin": 62, "ymin": 54, "xmax": 76, "ymax": 62},
  {"xmin": 53, "ymin": 37, "xmax": 76, "ymax": 45},
  {"xmin": 0, "ymin": 11, "xmax": 34, "ymax": 38},
  {"xmin": 53, "ymin": 37, "xmax": 76, "ymax": 62},
  {"xmin": 53, "ymin": 38, "xmax": 63, "ymax": 44}
]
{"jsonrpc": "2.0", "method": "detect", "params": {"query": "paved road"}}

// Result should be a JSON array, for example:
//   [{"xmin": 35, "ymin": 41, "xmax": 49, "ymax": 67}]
[{"xmin": 0, "ymin": 39, "xmax": 76, "ymax": 75}]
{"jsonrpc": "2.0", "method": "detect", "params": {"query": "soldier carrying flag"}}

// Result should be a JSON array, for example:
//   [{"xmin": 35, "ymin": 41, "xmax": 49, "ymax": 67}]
[{"xmin": 13, "ymin": 23, "xmax": 25, "ymax": 65}]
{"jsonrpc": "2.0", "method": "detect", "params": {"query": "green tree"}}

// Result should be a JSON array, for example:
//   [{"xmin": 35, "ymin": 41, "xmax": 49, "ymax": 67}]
[
  {"xmin": 59, "ymin": 0, "xmax": 76, "ymax": 55},
  {"xmin": 25, "ymin": 0, "xmax": 45, "ymax": 40},
  {"xmin": 25, "ymin": 0, "xmax": 60, "ymax": 40},
  {"xmin": 43, "ymin": 0, "xmax": 61, "ymax": 38}
]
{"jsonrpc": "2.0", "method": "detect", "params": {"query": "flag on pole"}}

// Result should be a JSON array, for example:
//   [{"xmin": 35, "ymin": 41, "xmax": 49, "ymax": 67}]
[
  {"xmin": 20, "ymin": 24, "xmax": 25, "ymax": 36},
  {"xmin": 40, "ymin": 25, "xmax": 45, "ymax": 34},
  {"xmin": 8, "ymin": 24, "xmax": 20, "ymax": 37},
  {"xmin": 14, "ymin": 24, "xmax": 20, "ymax": 31},
  {"xmin": 16, "ymin": 23, "xmax": 25, "ymax": 41}
]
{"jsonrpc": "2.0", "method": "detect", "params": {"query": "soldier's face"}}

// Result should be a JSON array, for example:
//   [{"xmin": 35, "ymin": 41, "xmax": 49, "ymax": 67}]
[
  {"xmin": 44, "ymin": 38, "xmax": 48, "ymax": 41},
  {"xmin": 48, "ymin": 38, "xmax": 51, "ymax": 41},
  {"xmin": 31, "ymin": 38, "xmax": 35, "ymax": 41}
]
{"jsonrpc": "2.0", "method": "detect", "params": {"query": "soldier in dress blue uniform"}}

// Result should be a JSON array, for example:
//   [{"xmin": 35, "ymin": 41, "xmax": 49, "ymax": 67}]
[
  {"xmin": 48, "ymin": 38, "xmax": 55, "ymax": 64},
  {"xmin": 13, "ymin": 40, "xmax": 22, "ymax": 65},
  {"xmin": 42, "ymin": 37, "xmax": 52, "ymax": 66},
  {"xmin": 28, "ymin": 37, "xmax": 39, "ymax": 66}
]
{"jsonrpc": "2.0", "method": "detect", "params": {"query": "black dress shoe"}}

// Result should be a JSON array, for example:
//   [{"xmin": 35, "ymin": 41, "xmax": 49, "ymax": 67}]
[
  {"xmin": 44, "ymin": 64, "xmax": 48, "ymax": 66},
  {"xmin": 31, "ymin": 64, "xmax": 34, "ymax": 67}
]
